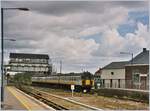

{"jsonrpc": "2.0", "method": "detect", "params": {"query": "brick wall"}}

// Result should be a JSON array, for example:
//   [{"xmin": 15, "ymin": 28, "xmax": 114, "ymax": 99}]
[{"xmin": 125, "ymin": 65, "xmax": 149, "ymax": 89}]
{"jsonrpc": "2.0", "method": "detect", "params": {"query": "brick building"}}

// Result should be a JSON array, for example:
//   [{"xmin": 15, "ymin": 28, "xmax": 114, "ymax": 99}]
[{"xmin": 125, "ymin": 48, "xmax": 149, "ymax": 90}]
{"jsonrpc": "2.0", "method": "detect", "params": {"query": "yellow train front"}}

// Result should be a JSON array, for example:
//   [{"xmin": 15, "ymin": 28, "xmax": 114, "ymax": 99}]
[
  {"xmin": 80, "ymin": 71, "xmax": 94, "ymax": 92},
  {"xmin": 32, "ymin": 71, "xmax": 94, "ymax": 92}
]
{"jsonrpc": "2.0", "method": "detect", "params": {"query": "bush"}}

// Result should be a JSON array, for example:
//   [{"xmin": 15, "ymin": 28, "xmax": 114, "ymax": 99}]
[
  {"xmin": 97, "ymin": 88, "xmax": 149, "ymax": 103},
  {"xmin": 13, "ymin": 73, "xmax": 32, "ymax": 86}
]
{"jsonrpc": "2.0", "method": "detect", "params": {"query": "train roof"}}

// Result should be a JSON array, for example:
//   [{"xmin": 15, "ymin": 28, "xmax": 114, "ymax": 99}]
[
  {"xmin": 53, "ymin": 72, "xmax": 92, "ymax": 76},
  {"xmin": 32, "ymin": 72, "xmax": 92, "ymax": 77}
]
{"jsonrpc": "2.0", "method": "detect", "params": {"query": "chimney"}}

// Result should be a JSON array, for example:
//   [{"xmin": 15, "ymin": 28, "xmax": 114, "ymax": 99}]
[{"xmin": 143, "ymin": 48, "xmax": 147, "ymax": 52}]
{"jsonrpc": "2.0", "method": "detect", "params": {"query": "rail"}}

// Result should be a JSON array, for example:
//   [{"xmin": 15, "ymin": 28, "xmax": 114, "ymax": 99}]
[
  {"xmin": 20, "ymin": 87, "xmax": 68, "ymax": 110},
  {"xmin": 18, "ymin": 86, "xmax": 102, "ymax": 110}
]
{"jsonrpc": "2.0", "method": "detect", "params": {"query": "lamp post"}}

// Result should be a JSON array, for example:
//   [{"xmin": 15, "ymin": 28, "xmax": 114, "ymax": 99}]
[
  {"xmin": 3, "ymin": 39, "xmax": 16, "ymax": 41},
  {"xmin": 1, "ymin": 7, "xmax": 29, "ymax": 108}
]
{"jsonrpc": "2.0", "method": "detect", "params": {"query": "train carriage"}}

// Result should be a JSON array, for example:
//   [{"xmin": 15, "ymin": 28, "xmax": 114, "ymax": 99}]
[{"xmin": 32, "ymin": 71, "xmax": 94, "ymax": 92}]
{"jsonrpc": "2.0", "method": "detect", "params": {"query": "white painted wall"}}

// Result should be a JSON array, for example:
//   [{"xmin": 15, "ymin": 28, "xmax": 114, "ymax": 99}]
[
  {"xmin": 101, "ymin": 69, "xmax": 125, "ymax": 79},
  {"xmin": 101, "ymin": 69, "xmax": 125, "ymax": 88}
]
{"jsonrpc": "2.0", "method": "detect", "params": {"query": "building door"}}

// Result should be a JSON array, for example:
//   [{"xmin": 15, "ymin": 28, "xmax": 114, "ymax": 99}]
[
  {"xmin": 102, "ymin": 79, "xmax": 105, "ymax": 88},
  {"xmin": 118, "ymin": 79, "xmax": 120, "ymax": 88},
  {"xmin": 133, "ymin": 73, "xmax": 140, "ymax": 89},
  {"xmin": 140, "ymin": 76, "xmax": 147, "ymax": 90},
  {"xmin": 110, "ymin": 79, "xmax": 112, "ymax": 88}
]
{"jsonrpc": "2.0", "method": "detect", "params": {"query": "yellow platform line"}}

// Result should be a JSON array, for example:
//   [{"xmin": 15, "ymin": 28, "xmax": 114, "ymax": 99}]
[{"xmin": 7, "ymin": 87, "xmax": 31, "ymax": 111}]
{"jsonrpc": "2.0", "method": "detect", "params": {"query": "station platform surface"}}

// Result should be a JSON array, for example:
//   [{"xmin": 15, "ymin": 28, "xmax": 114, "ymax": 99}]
[{"xmin": 2, "ymin": 86, "xmax": 55, "ymax": 110}]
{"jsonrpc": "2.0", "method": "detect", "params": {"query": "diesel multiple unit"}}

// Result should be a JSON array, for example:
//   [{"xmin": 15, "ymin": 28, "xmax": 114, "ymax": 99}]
[{"xmin": 32, "ymin": 71, "xmax": 94, "ymax": 92}]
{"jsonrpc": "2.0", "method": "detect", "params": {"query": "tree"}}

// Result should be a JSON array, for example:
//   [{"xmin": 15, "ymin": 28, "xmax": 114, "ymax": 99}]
[{"xmin": 13, "ymin": 73, "xmax": 32, "ymax": 86}]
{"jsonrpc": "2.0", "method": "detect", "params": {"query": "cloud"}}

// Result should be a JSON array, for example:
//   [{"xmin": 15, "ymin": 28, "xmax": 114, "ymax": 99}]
[
  {"xmin": 3, "ymin": 5, "xmax": 128, "ymax": 51},
  {"xmin": 2, "ymin": 1, "xmax": 148, "ymax": 19},
  {"xmin": 2, "ymin": 1, "xmax": 149, "ymax": 73},
  {"xmin": 125, "ymin": 22, "xmax": 149, "ymax": 49},
  {"xmin": 92, "ymin": 22, "xmax": 149, "ymax": 58}
]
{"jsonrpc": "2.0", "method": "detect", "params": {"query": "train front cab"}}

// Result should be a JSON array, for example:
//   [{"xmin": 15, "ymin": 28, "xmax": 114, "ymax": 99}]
[{"xmin": 81, "ymin": 72, "xmax": 94, "ymax": 92}]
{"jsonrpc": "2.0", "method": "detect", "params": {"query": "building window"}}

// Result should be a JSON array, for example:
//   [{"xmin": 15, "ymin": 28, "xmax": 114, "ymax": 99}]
[
  {"xmin": 32, "ymin": 59, "xmax": 36, "ymax": 63},
  {"xmin": 10, "ymin": 58, "xmax": 15, "ymax": 62},
  {"xmin": 18, "ymin": 59, "xmax": 23, "ymax": 62},
  {"xmin": 132, "ymin": 69, "xmax": 140, "ymax": 83},
  {"xmin": 133, "ymin": 73, "xmax": 140, "ymax": 83},
  {"xmin": 111, "ymin": 72, "xmax": 114, "ymax": 75},
  {"xmin": 15, "ymin": 58, "xmax": 19, "ymax": 62},
  {"xmin": 26, "ymin": 58, "xmax": 30, "ymax": 62}
]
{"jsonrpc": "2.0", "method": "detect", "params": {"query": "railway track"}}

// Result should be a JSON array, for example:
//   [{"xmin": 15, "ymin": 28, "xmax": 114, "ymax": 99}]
[
  {"xmin": 20, "ymin": 87, "xmax": 68, "ymax": 110},
  {"xmin": 18, "ymin": 86, "xmax": 101, "ymax": 110},
  {"xmin": 32, "ymin": 84, "xmax": 148, "ymax": 103}
]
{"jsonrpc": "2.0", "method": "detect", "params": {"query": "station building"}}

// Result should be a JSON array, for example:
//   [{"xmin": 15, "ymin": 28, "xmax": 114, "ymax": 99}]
[
  {"xmin": 6, "ymin": 53, "xmax": 52, "ymax": 76},
  {"xmin": 100, "ymin": 61, "xmax": 128, "ymax": 88},
  {"xmin": 98, "ymin": 48, "xmax": 149, "ymax": 90},
  {"xmin": 125, "ymin": 48, "xmax": 149, "ymax": 90}
]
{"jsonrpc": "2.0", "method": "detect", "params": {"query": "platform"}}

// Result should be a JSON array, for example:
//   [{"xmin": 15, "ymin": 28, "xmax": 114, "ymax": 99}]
[{"xmin": 2, "ymin": 86, "xmax": 55, "ymax": 110}]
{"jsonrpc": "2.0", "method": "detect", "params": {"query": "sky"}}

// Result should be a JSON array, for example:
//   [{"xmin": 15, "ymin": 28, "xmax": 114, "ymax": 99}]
[{"xmin": 1, "ymin": 0, "xmax": 149, "ymax": 73}]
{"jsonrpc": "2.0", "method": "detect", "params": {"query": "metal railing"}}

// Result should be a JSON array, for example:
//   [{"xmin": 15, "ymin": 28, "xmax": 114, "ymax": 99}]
[{"xmin": 98, "ymin": 79, "xmax": 149, "ymax": 90}]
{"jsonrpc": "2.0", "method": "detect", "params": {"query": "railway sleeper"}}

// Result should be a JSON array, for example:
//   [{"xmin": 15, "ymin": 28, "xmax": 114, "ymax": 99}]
[{"xmin": 24, "ymin": 90, "xmax": 68, "ymax": 110}]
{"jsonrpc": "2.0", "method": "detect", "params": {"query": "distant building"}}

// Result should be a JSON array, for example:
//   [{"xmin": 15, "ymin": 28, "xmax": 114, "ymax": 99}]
[
  {"xmin": 95, "ymin": 68, "xmax": 102, "ymax": 75},
  {"xmin": 101, "ymin": 61, "xmax": 128, "ymax": 88},
  {"xmin": 125, "ymin": 48, "xmax": 149, "ymax": 90},
  {"xmin": 6, "ymin": 53, "xmax": 52, "ymax": 76},
  {"xmin": 94, "ymin": 68, "xmax": 102, "ymax": 89}
]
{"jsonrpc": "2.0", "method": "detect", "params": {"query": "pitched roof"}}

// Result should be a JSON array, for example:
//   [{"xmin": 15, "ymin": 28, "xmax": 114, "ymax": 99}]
[
  {"xmin": 102, "ymin": 61, "xmax": 128, "ymax": 69},
  {"xmin": 101, "ymin": 48, "xmax": 149, "ymax": 70},
  {"xmin": 129, "ymin": 48, "xmax": 149, "ymax": 65},
  {"xmin": 95, "ymin": 68, "xmax": 102, "ymax": 75},
  {"xmin": 10, "ymin": 53, "xmax": 49, "ymax": 59}
]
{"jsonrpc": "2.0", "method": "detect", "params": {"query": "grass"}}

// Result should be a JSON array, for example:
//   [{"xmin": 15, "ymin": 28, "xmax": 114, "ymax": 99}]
[{"xmin": 31, "ymin": 86, "xmax": 149, "ymax": 110}]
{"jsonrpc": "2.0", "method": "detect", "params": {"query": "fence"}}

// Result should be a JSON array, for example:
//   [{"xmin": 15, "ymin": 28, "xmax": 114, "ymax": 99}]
[{"xmin": 98, "ymin": 79, "xmax": 149, "ymax": 90}]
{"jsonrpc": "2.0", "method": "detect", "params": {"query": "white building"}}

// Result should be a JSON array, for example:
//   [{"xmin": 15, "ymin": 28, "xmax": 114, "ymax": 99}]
[
  {"xmin": 6, "ymin": 53, "xmax": 52, "ymax": 76},
  {"xmin": 101, "ymin": 61, "xmax": 128, "ymax": 88}
]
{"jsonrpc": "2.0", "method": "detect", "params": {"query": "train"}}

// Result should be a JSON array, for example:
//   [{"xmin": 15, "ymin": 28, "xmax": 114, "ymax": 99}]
[{"xmin": 31, "ymin": 71, "xmax": 94, "ymax": 92}]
